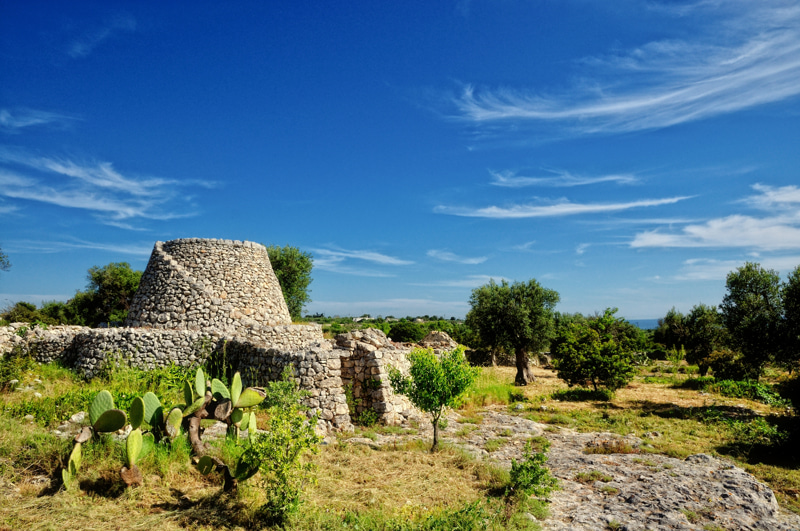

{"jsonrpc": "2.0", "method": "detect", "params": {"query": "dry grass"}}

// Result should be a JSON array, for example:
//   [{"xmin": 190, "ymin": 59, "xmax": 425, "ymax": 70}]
[
  {"xmin": 307, "ymin": 442, "xmax": 495, "ymax": 517},
  {"xmin": 0, "ymin": 436, "xmax": 503, "ymax": 531}
]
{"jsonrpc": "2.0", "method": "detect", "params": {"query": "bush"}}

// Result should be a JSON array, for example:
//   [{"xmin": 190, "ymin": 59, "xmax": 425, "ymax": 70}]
[
  {"xmin": 506, "ymin": 438, "xmax": 558, "ymax": 498},
  {"xmin": 710, "ymin": 380, "xmax": 789, "ymax": 407},
  {"xmin": 389, "ymin": 347, "xmax": 478, "ymax": 451},
  {"xmin": 240, "ymin": 371, "xmax": 321, "ymax": 526},
  {"xmin": 551, "ymin": 308, "xmax": 637, "ymax": 392},
  {"xmin": 709, "ymin": 350, "xmax": 755, "ymax": 381},
  {"xmin": 551, "ymin": 388, "xmax": 613, "ymax": 402},
  {"xmin": 388, "ymin": 321, "xmax": 426, "ymax": 343}
]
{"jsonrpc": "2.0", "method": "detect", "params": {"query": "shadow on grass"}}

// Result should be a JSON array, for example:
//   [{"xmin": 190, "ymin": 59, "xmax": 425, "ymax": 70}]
[
  {"xmin": 633, "ymin": 400, "xmax": 800, "ymax": 468},
  {"xmin": 551, "ymin": 388, "xmax": 613, "ymax": 402},
  {"xmin": 153, "ymin": 488, "xmax": 256, "ymax": 530},
  {"xmin": 78, "ymin": 473, "xmax": 127, "ymax": 498}
]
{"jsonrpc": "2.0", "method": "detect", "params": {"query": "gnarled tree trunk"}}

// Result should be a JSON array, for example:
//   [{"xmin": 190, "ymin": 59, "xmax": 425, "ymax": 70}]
[{"xmin": 514, "ymin": 349, "xmax": 535, "ymax": 386}]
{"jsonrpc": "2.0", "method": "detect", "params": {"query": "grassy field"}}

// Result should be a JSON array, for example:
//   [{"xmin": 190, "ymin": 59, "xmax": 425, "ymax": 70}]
[{"xmin": 0, "ymin": 353, "xmax": 797, "ymax": 530}]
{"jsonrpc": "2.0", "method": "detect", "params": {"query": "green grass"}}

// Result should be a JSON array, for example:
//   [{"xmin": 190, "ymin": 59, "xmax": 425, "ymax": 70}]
[
  {"xmin": 551, "ymin": 388, "xmax": 613, "ymax": 402},
  {"xmin": 462, "ymin": 368, "xmax": 517, "ymax": 407},
  {"xmin": 483, "ymin": 438, "xmax": 507, "ymax": 453},
  {"xmin": 573, "ymin": 470, "xmax": 613, "ymax": 483}
]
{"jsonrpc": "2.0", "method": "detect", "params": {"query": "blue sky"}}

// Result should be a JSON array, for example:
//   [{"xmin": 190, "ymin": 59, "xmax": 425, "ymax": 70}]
[{"xmin": 2, "ymin": 1, "xmax": 800, "ymax": 320}]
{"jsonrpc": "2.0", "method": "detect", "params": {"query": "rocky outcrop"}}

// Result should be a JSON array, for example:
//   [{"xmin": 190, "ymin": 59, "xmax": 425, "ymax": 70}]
[{"xmin": 419, "ymin": 330, "xmax": 459, "ymax": 352}]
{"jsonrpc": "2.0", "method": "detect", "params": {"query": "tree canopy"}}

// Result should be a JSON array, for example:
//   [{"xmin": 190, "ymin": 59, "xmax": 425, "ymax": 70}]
[
  {"xmin": 720, "ymin": 262, "xmax": 783, "ymax": 380},
  {"xmin": 466, "ymin": 279, "xmax": 559, "ymax": 385},
  {"xmin": 389, "ymin": 347, "xmax": 478, "ymax": 451},
  {"xmin": 684, "ymin": 304, "xmax": 725, "ymax": 376},
  {"xmin": 1, "ymin": 262, "xmax": 141, "ymax": 327},
  {"xmin": 782, "ymin": 265, "xmax": 800, "ymax": 370},
  {"xmin": 551, "ymin": 308, "xmax": 638, "ymax": 392},
  {"xmin": 266, "ymin": 245, "xmax": 313, "ymax": 321}
]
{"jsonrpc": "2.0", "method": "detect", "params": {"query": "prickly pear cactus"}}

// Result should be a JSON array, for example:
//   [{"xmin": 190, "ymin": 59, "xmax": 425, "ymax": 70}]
[{"xmin": 89, "ymin": 390, "xmax": 127, "ymax": 434}]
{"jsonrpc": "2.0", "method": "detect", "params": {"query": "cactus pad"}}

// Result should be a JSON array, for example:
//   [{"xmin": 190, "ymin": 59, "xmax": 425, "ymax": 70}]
[
  {"xmin": 183, "ymin": 396, "xmax": 206, "ymax": 417},
  {"xmin": 196, "ymin": 455, "xmax": 215, "ymax": 475},
  {"xmin": 93, "ymin": 408, "xmax": 127, "ymax": 433},
  {"xmin": 166, "ymin": 407, "xmax": 183, "ymax": 438},
  {"xmin": 68, "ymin": 442, "xmax": 82, "ymax": 474},
  {"xmin": 183, "ymin": 381, "xmax": 194, "ymax": 406},
  {"xmin": 194, "ymin": 367, "xmax": 206, "ymax": 399},
  {"xmin": 89, "ymin": 390, "xmax": 115, "ymax": 426},
  {"xmin": 211, "ymin": 378, "xmax": 230, "ymax": 400},
  {"xmin": 238, "ymin": 411, "xmax": 249, "ymax": 429},
  {"xmin": 61, "ymin": 468, "xmax": 72, "ymax": 489},
  {"xmin": 234, "ymin": 458, "xmax": 259, "ymax": 481},
  {"xmin": 129, "ymin": 397, "xmax": 145, "ymax": 430},
  {"xmin": 127, "ymin": 428, "xmax": 143, "ymax": 468},
  {"xmin": 235, "ymin": 387, "xmax": 266, "ymax": 409},
  {"xmin": 142, "ymin": 392, "xmax": 162, "ymax": 427},
  {"xmin": 231, "ymin": 372, "xmax": 243, "ymax": 408}
]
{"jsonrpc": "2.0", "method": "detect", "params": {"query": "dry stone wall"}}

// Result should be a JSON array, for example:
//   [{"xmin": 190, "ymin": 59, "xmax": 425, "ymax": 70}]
[
  {"xmin": 335, "ymin": 328, "xmax": 421, "ymax": 425},
  {"xmin": 1, "ymin": 238, "xmax": 434, "ymax": 432},
  {"xmin": 126, "ymin": 238, "xmax": 292, "ymax": 331},
  {"xmin": 0, "ymin": 323, "xmax": 351, "ymax": 432}
]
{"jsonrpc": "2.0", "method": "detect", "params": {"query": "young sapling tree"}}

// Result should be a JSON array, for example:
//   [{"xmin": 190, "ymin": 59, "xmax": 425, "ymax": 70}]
[{"xmin": 389, "ymin": 347, "xmax": 478, "ymax": 452}]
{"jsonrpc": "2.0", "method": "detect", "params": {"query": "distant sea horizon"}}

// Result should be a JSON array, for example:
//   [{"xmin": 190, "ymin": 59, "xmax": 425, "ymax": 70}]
[{"xmin": 628, "ymin": 318, "xmax": 659, "ymax": 330}]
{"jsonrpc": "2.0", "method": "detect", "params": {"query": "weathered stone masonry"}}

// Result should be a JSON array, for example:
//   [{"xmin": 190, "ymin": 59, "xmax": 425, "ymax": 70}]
[
  {"xmin": 0, "ymin": 238, "xmax": 426, "ymax": 432},
  {"xmin": 126, "ymin": 238, "xmax": 292, "ymax": 330}
]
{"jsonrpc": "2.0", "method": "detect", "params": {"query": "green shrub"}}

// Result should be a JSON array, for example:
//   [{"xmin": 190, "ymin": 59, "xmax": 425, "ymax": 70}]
[
  {"xmin": 726, "ymin": 417, "xmax": 787, "ymax": 455},
  {"xmin": 709, "ymin": 350, "xmax": 754, "ymax": 381},
  {"xmin": 551, "ymin": 308, "xmax": 637, "ymax": 392},
  {"xmin": 506, "ymin": 439, "xmax": 558, "ymax": 498},
  {"xmin": 241, "ymin": 372, "xmax": 321, "ymax": 526},
  {"xmin": 388, "ymin": 321, "xmax": 426, "ymax": 343},
  {"xmin": 389, "ymin": 347, "xmax": 478, "ymax": 452},
  {"xmin": 0, "ymin": 348, "xmax": 39, "ymax": 391},
  {"xmin": 709, "ymin": 380, "xmax": 789, "ymax": 407}
]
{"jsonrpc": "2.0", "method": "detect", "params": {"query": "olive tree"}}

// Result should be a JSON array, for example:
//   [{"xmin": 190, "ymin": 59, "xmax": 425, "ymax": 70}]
[
  {"xmin": 466, "ymin": 279, "xmax": 559, "ymax": 386},
  {"xmin": 654, "ymin": 307, "xmax": 689, "ymax": 351},
  {"xmin": 720, "ymin": 262, "xmax": 783, "ymax": 380},
  {"xmin": 266, "ymin": 245, "xmax": 313, "ymax": 321},
  {"xmin": 684, "ymin": 304, "xmax": 725, "ymax": 376},
  {"xmin": 389, "ymin": 347, "xmax": 478, "ymax": 452},
  {"xmin": 782, "ymin": 265, "xmax": 800, "ymax": 370}
]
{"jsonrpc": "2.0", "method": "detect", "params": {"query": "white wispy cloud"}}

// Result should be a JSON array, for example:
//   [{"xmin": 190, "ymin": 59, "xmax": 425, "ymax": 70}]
[
  {"xmin": 0, "ymin": 108, "xmax": 76, "ymax": 134},
  {"xmin": 513, "ymin": 241, "xmax": 536, "ymax": 251},
  {"xmin": 631, "ymin": 215, "xmax": 800, "ymax": 251},
  {"xmin": 490, "ymin": 169, "xmax": 637, "ymax": 188},
  {"xmin": 426, "ymin": 249, "xmax": 488, "ymax": 264},
  {"xmin": 4, "ymin": 238, "xmax": 152, "ymax": 256},
  {"xmin": 631, "ymin": 184, "xmax": 800, "ymax": 251},
  {"xmin": 68, "ymin": 15, "xmax": 137, "ymax": 59},
  {"xmin": 0, "ymin": 149, "xmax": 217, "ymax": 227},
  {"xmin": 452, "ymin": 2, "xmax": 800, "ymax": 134},
  {"xmin": 675, "ymin": 256, "xmax": 800, "ymax": 281},
  {"xmin": 412, "ymin": 274, "xmax": 503, "ymax": 288},
  {"xmin": 312, "ymin": 246, "xmax": 413, "ymax": 276},
  {"xmin": 435, "ymin": 196, "xmax": 690, "ymax": 219}
]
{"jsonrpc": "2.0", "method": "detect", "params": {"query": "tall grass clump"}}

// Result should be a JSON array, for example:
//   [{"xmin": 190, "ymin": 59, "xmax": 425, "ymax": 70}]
[{"xmin": 461, "ymin": 368, "xmax": 519, "ymax": 408}]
